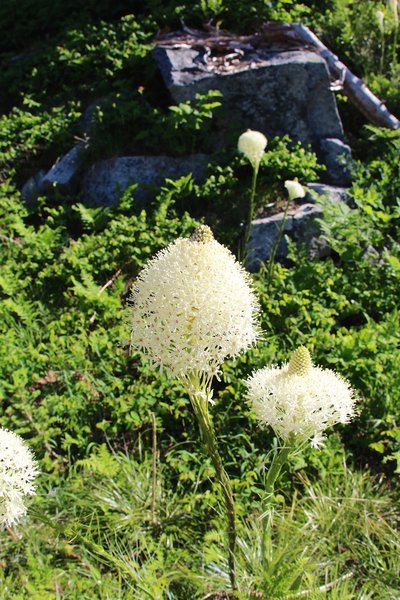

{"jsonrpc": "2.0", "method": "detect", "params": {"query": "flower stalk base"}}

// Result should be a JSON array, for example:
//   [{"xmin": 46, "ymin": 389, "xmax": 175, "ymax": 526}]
[{"xmin": 188, "ymin": 384, "xmax": 237, "ymax": 591}]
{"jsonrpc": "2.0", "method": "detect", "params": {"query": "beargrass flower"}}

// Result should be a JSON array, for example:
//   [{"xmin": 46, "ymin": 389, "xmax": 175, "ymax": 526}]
[
  {"xmin": 246, "ymin": 346, "xmax": 356, "ymax": 447},
  {"xmin": 130, "ymin": 225, "xmax": 260, "ymax": 382},
  {"xmin": 238, "ymin": 130, "xmax": 267, "ymax": 170},
  {"xmin": 284, "ymin": 180, "xmax": 306, "ymax": 201},
  {"xmin": 0, "ymin": 428, "xmax": 37, "ymax": 528}
]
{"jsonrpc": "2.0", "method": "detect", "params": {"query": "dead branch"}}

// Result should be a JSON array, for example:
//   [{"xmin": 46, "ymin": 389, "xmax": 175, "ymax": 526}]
[{"xmin": 261, "ymin": 22, "xmax": 400, "ymax": 130}]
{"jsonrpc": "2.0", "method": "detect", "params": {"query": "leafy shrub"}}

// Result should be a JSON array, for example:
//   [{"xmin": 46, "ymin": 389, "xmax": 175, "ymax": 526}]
[
  {"xmin": 0, "ymin": 104, "xmax": 81, "ymax": 181},
  {"xmin": 88, "ymin": 90, "xmax": 223, "ymax": 160},
  {"xmin": 1, "ymin": 15, "xmax": 151, "ymax": 108}
]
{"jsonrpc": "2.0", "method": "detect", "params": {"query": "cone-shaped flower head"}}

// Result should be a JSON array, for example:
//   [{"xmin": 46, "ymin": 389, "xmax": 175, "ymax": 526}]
[
  {"xmin": 0, "ymin": 429, "xmax": 37, "ymax": 528},
  {"xmin": 238, "ymin": 130, "xmax": 267, "ymax": 170},
  {"xmin": 284, "ymin": 180, "xmax": 306, "ymax": 201},
  {"xmin": 245, "ymin": 346, "xmax": 357, "ymax": 447},
  {"xmin": 130, "ymin": 225, "xmax": 260, "ymax": 381}
]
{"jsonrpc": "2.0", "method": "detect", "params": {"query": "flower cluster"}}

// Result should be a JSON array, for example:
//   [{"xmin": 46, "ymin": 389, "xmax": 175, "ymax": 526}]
[
  {"xmin": 0, "ymin": 428, "xmax": 37, "ymax": 528},
  {"xmin": 246, "ymin": 346, "xmax": 356, "ymax": 447},
  {"xmin": 130, "ymin": 225, "xmax": 260, "ymax": 381},
  {"xmin": 238, "ymin": 130, "xmax": 267, "ymax": 170}
]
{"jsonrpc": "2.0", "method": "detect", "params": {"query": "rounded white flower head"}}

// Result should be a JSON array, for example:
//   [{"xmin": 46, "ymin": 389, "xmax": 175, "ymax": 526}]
[
  {"xmin": 0, "ymin": 428, "xmax": 37, "ymax": 528},
  {"xmin": 284, "ymin": 180, "xmax": 306, "ymax": 202},
  {"xmin": 238, "ymin": 130, "xmax": 267, "ymax": 170},
  {"xmin": 246, "ymin": 346, "xmax": 357, "ymax": 447},
  {"xmin": 130, "ymin": 225, "xmax": 260, "ymax": 381}
]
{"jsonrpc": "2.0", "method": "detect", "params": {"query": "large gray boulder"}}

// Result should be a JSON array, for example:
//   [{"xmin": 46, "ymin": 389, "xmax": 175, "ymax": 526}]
[
  {"xmin": 82, "ymin": 154, "xmax": 208, "ymax": 206},
  {"xmin": 154, "ymin": 46, "xmax": 351, "ymax": 184}
]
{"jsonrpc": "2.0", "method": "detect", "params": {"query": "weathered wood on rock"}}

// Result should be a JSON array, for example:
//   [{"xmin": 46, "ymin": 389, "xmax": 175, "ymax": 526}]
[
  {"xmin": 155, "ymin": 22, "xmax": 400, "ymax": 130},
  {"xmin": 263, "ymin": 22, "xmax": 400, "ymax": 130}
]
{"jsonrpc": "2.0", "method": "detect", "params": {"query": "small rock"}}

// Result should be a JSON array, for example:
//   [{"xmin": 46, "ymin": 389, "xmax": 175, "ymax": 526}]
[
  {"xmin": 318, "ymin": 138, "xmax": 352, "ymax": 186},
  {"xmin": 80, "ymin": 98, "xmax": 106, "ymax": 135},
  {"xmin": 42, "ymin": 144, "xmax": 86, "ymax": 193},
  {"xmin": 247, "ymin": 203, "xmax": 324, "ymax": 271},
  {"xmin": 82, "ymin": 154, "xmax": 208, "ymax": 206},
  {"xmin": 362, "ymin": 244, "xmax": 383, "ymax": 265},
  {"xmin": 21, "ymin": 169, "xmax": 46, "ymax": 205},
  {"xmin": 247, "ymin": 211, "xmax": 293, "ymax": 271},
  {"xmin": 306, "ymin": 182, "xmax": 350, "ymax": 205}
]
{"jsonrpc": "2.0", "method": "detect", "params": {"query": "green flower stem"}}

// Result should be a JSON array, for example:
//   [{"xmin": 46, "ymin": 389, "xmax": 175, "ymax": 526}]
[
  {"xmin": 241, "ymin": 164, "xmax": 259, "ymax": 264},
  {"xmin": 261, "ymin": 444, "xmax": 292, "ymax": 563},
  {"xmin": 266, "ymin": 199, "xmax": 290, "ymax": 286},
  {"xmin": 380, "ymin": 32, "xmax": 385, "ymax": 74},
  {"xmin": 187, "ymin": 385, "xmax": 237, "ymax": 591}
]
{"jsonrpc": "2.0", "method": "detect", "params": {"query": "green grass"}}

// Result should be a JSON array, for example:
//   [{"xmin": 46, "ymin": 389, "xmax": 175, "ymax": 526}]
[{"xmin": 0, "ymin": 447, "xmax": 398, "ymax": 598}]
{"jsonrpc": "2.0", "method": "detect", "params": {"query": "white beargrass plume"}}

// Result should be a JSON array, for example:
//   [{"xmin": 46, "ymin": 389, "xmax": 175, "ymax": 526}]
[
  {"xmin": 246, "ymin": 346, "xmax": 357, "ymax": 448},
  {"xmin": 238, "ymin": 129, "xmax": 267, "ymax": 170},
  {"xmin": 0, "ymin": 428, "xmax": 37, "ymax": 528},
  {"xmin": 130, "ymin": 225, "xmax": 260, "ymax": 386},
  {"xmin": 130, "ymin": 225, "xmax": 260, "ymax": 590},
  {"xmin": 284, "ymin": 179, "xmax": 306, "ymax": 201}
]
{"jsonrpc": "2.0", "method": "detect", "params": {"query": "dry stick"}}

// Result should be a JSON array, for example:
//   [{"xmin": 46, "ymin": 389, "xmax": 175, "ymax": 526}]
[
  {"xmin": 261, "ymin": 22, "xmax": 400, "ymax": 130},
  {"xmin": 283, "ymin": 570, "xmax": 355, "ymax": 598},
  {"xmin": 89, "ymin": 268, "xmax": 122, "ymax": 324}
]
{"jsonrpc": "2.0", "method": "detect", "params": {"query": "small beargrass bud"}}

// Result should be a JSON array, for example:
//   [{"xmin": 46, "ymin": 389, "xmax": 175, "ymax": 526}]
[
  {"xmin": 284, "ymin": 180, "xmax": 306, "ymax": 201},
  {"xmin": 376, "ymin": 9, "xmax": 385, "ymax": 32},
  {"xmin": 238, "ymin": 130, "xmax": 267, "ymax": 170}
]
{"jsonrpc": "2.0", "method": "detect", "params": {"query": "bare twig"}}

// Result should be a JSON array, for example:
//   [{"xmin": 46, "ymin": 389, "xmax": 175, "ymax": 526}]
[{"xmin": 89, "ymin": 268, "xmax": 122, "ymax": 324}]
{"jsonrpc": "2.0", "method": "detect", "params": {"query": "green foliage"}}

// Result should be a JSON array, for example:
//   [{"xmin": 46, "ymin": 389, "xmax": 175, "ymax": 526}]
[
  {"xmin": 0, "ymin": 185, "xmax": 199, "ymax": 471},
  {"xmin": 259, "ymin": 135, "xmax": 323, "ymax": 195},
  {"xmin": 1, "ymin": 15, "xmax": 151, "ymax": 109},
  {"xmin": 0, "ymin": 104, "xmax": 81, "ymax": 180},
  {"xmin": 88, "ymin": 90, "xmax": 223, "ymax": 160}
]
